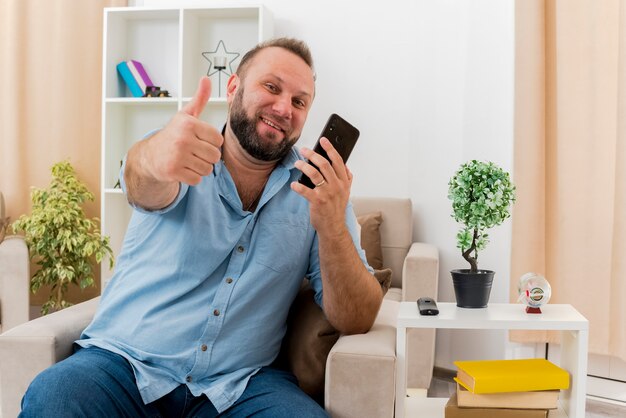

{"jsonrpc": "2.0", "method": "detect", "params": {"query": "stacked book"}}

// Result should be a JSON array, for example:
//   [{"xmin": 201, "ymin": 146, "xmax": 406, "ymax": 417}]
[
  {"xmin": 116, "ymin": 60, "xmax": 154, "ymax": 97},
  {"xmin": 445, "ymin": 358, "xmax": 570, "ymax": 418}
]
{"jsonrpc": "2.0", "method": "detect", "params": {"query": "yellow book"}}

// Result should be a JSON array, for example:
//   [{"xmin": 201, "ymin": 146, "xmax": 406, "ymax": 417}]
[{"xmin": 454, "ymin": 358, "xmax": 570, "ymax": 394}]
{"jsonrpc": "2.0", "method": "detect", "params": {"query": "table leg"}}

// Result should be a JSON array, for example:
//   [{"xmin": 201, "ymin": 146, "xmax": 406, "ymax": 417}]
[
  {"xmin": 560, "ymin": 329, "xmax": 589, "ymax": 418},
  {"xmin": 396, "ymin": 325, "xmax": 407, "ymax": 418}
]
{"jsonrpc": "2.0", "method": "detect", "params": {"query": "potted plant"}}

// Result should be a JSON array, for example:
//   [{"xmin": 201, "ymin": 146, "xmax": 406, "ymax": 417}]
[
  {"xmin": 12, "ymin": 161, "xmax": 114, "ymax": 314},
  {"xmin": 448, "ymin": 160, "xmax": 516, "ymax": 308}
]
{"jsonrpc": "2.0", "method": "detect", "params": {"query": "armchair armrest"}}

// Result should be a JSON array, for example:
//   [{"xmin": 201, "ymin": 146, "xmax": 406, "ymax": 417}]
[
  {"xmin": 402, "ymin": 242, "xmax": 439, "ymax": 302},
  {"xmin": 324, "ymin": 299, "xmax": 398, "ymax": 418},
  {"xmin": 402, "ymin": 242, "xmax": 438, "ymax": 390},
  {"xmin": 0, "ymin": 297, "xmax": 99, "ymax": 418}
]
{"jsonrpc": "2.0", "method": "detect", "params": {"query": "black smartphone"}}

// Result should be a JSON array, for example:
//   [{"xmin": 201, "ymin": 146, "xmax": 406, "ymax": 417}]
[
  {"xmin": 417, "ymin": 297, "xmax": 439, "ymax": 316},
  {"xmin": 298, "ymin": 113, "xmax": 360, "ymax": 188}
]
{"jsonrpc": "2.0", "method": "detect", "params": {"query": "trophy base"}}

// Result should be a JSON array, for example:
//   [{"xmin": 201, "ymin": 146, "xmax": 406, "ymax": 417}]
[{"xmin": 526, "ymin": 306, "xmax": 542, "ymax": 314}]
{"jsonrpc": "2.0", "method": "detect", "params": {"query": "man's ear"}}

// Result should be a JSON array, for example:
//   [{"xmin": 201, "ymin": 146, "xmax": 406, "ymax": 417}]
[{"xmin": 226, "ymin": 74, "xmax": 239, "ymax": 104}]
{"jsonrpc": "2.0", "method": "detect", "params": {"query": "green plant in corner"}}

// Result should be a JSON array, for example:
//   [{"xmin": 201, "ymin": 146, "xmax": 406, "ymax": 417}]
[
  {"xmin": 448, "ymin": 160, "xmax": 516, "ymax": 273},
  {"xmin": 12, "ymin": 161, "xmax": 114, "ymax": 315}
]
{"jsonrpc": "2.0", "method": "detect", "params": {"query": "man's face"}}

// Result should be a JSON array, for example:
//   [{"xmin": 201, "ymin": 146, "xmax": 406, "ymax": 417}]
[{"xmin": 227, "ymin": 47, "xmax": 315, "ymax": 162}]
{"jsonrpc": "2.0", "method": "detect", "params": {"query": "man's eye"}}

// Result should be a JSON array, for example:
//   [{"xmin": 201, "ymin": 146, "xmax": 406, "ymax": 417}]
[
  {"xmin": 265, "ymin": 83, "xmax": 278, "ymax": 93},
  {"xmin": 293, "ymin": 99, "xmax": 306, "ymax": 109}
]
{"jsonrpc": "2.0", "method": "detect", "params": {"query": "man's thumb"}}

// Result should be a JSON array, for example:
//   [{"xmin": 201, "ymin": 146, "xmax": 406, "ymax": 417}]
[{"xmin": 183, "ymin": 77, "xmax": 212, "ymax": 118}]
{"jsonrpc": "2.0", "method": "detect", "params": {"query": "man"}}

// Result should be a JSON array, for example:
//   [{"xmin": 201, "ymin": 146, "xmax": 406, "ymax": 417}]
[{"xmin": 20, "ymin": 38, "xmax": 382, "ymax": 417}]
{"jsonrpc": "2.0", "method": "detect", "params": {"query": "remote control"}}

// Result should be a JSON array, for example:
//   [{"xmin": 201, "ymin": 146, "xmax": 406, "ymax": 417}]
[{"xmin": 417, "ymin": 297, "xmax": 439, "ymax": 316}]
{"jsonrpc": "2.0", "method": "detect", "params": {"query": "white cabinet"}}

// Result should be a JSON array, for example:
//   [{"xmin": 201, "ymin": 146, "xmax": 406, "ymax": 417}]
[
  {"xmin": 396, "ymin": 302, "xmax": 589, "ymax": 418},
  {"xmin": 100, "ymin": 6, "xmax": 273, "ymax": 287}
]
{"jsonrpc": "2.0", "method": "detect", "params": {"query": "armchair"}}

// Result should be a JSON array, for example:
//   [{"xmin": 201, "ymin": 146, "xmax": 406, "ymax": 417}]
[{"xmin": 0, "ymin": 197, "xmax": 438, "ymax": 418}]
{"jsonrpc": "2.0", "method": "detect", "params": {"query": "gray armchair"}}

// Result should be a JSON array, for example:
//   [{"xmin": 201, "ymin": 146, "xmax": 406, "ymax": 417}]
[{"xmin": 0, "ymin": 197, "xmax": 438, "ymax": 418}]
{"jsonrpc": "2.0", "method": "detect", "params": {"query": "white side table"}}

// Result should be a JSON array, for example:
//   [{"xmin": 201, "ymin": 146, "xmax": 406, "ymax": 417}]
[{"xmin": 395, "ymin": 302, "xmax": 589, "ymax": 418}]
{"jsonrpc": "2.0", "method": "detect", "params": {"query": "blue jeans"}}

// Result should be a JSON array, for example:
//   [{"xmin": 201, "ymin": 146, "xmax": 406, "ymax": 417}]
[{"xmin": 20, "ymin": 346, "xmax": 329, "ymax": 418}]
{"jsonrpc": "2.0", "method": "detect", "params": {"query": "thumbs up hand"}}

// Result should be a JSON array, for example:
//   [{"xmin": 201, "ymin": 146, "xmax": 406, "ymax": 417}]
[{"xmin": 141, "ymin": 76, "xmax": 224, "ymax": 186}]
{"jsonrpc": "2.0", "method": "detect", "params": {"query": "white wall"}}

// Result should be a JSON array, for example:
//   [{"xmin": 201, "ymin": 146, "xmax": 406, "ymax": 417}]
[{"xmin": 140, "ymin": 0, "xmax": 518, "ymax": 369}]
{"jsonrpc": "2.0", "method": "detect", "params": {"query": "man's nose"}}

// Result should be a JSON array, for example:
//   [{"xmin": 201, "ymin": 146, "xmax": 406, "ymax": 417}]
[{"xmin": 272, "ymin": 95, "xmax": 292, "ymax": 119}]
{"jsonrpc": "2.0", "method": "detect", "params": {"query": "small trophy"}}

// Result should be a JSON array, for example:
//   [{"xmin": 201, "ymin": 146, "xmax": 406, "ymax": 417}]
[{"xmin": 517, "ymin": 272, "xmax": 552, "ymax": 314}]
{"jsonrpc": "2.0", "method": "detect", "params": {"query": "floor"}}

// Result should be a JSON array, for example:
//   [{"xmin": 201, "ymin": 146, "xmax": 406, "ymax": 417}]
[{"xmin": 428, "ymin": 368, "xmax": 626, "ymax": 418}]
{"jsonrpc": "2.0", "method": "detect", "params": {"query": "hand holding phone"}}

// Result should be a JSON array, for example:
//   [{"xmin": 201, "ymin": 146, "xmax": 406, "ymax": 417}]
[{"xmin": 298, "ymin": 113, "xmax": 360, "ymax": 188}]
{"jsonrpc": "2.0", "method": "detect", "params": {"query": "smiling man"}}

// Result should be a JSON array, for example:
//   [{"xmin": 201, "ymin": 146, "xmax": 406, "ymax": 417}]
[{"xmin": 20, "ymin": 38, "xmax": 383, "ymax": 418}]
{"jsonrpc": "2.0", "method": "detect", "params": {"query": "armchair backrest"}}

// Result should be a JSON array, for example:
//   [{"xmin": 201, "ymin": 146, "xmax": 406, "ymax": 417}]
[{"xmin": 351, "ymin": 197, "xmax": 413, "ymax": 288}]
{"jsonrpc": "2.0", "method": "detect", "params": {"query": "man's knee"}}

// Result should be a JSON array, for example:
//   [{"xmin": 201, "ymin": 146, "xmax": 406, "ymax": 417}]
[
  {"xmin": 21, "ymin": 362, "xmax": 92, "ymax": 416},
  {"xmin": 20, "ymin": 347, "xmax": 148, "ymax": 418}
]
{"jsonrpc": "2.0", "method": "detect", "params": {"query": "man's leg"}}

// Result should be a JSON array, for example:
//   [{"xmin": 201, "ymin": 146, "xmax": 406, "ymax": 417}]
[
  {"xmin": 20, "ymin": 346, "xmax": 160, "ymax": 418},
  {"xmin": 187, "ymin": 367, "xmax": 328, "ymax": 418}
]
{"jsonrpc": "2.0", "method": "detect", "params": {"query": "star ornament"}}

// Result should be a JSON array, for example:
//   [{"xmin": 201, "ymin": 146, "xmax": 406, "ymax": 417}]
[{"xmin": 202, "ymin": 40, "xmax": 240, "ymax": 77}]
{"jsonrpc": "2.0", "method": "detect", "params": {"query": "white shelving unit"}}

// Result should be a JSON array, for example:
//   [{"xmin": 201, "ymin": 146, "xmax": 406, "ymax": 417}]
[
  {"xmin": 396, "ymin": 302, "xmax": 589, "ymax": 418},
  {"xmin": 100, "ymin": 6, "xmax": 273, "ymax": 287}
]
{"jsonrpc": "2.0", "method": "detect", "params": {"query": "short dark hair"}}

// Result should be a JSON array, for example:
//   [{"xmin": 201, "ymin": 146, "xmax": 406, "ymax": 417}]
[{"xmin": 236, "ymin": 37, "xmax": 315, "ymax": 80}]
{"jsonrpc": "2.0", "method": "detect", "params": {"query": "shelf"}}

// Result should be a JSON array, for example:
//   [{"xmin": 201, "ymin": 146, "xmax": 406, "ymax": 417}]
[
  {"xmin": 398, "ymin": 302, "xmax": 589, "ymax": 331},
  {"xmin": 181, "ymin": 7, "xmax": 268, "ymax": 98},
  {"xmin": 405, "ymin": 397, "xmax": 569, "ymax": 418},
  {"xmin": 103, "ymin": 102, "xmax": 177, "ymax": 190},
  {"xmin": 104, "ymin": 8, "xmax": 180, "ymax": 99},
  {"xmin": 181, "ymin": 97, "xmax": 227, "ymax": 104},
  {"xmin": 101, "ymin": 5, "xmax": 272, "ymax": 289},
  {"xmin": 105, "ymin": 97, "xmax": 179, "ymax": 105},
  {"xmin": 396, "ymin": 302, "xmax": 589, "ymax": 418}
]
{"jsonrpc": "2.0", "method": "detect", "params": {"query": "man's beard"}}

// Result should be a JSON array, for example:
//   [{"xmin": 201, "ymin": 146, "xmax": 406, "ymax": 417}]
[{"xmin": 229, "ymin": 88, "xmax": 299, "ymax": 162}]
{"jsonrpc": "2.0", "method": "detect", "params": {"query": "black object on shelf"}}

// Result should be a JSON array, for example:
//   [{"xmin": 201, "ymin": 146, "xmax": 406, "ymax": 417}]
[{"xmin": 143, "ymin": 86, "xmax": 171, "ymax": 97}]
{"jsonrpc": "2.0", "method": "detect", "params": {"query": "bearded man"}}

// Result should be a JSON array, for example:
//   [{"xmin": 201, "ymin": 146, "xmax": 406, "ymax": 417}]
[{"xmin": 20, "ymin": 38, "xmax": 382, "ymax": 418}]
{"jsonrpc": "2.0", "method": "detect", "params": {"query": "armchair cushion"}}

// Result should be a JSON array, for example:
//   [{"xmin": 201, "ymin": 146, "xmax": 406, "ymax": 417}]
[
  {"xmin": 356, "ymin": 211, "xmax": 384, "ymax": 270},
  {"xmin": 374, "ymin": 268, "xmax": 392, "ymax": 295},
  {"xmin": 279, "ymin": 283, "xmax": 338, "ymax": 402}
]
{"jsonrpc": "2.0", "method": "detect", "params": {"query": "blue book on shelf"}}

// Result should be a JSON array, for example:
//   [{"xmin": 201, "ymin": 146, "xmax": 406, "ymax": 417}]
[{"xmin": 116, "ymin": 61, "xmax": 143, "ymax": 97}]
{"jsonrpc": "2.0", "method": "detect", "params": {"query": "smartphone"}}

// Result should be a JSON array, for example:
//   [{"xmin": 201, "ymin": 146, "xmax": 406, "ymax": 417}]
[
  {"xmin": 298, "ymin": 113, "xmax": 360, "ymax": 188},
  {"xmin": 417, "ymin": 297, "xmax": 439, "ymax": 316}
]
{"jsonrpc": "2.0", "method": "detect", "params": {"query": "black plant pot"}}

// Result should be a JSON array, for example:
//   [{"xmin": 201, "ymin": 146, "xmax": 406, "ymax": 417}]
[{"xmin": 451, "ymin": 269, "xmax": 495, "ymax": 308}]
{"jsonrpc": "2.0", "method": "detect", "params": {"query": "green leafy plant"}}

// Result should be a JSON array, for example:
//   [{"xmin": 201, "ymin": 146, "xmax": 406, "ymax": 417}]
[
  {"xmin": 12, "ymin": 161, "xmax": 114, "ymax": 314},
  {"xmin": 448, "ymin": 160, "xmax": 516, "ymax": 273}
]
